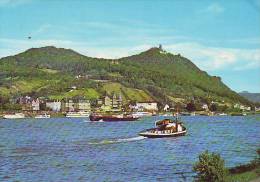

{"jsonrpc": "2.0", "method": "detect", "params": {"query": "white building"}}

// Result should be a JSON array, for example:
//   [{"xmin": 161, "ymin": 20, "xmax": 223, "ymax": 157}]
[
  {"xmin": 136, "ymin": 102, "xmax": 158, "ymax": 111},
  {"xmin": 31, "ymin": 98, "xmax": 40, "ymax": 111},
  {"xmin": 46, "ymin": 101, "xmax": 61, "ymax": 112},
  {"xmin": 78, "ymin": 100, "xmax": 91, "ymax": 111},
  {"xmin": 255, "ymin": 107, "xmax": 260, "ymax": 111},
  {"xmin": 202, "ymin": 103, "xmax": 209, "ymax": 110},
  {"xmin": 163, "ymin": 104, "xmax": 170, "ymax": 111}
]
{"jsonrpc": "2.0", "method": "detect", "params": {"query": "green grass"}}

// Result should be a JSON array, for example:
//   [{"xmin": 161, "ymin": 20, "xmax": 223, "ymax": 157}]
[
  {"xmin": 40, "ymin": 68, "xmax": 59, "ymax": 74},
  {"xmin": 49, "ymin": 88, "xmax": 100, "ymax": 100},
  {"xmin": 227, "ymin": 167, "xmax": 260, "ymax": 182},
  {"xmin": 101, "ymin": 82, "xmax": 152, "ymax": 102},
  {"xmin": 13, "ymin": 79, "xmax": 46, "ymax": 93},
  {"xmin": 0, "ymin": 87, "xmax": 11, "ymax": 97}
]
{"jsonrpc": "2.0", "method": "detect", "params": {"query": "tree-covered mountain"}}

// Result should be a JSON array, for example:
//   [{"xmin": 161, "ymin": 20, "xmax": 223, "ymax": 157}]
[{"xmin": 0, "ymin": 46, "xmax": 252, "ymax": 106}]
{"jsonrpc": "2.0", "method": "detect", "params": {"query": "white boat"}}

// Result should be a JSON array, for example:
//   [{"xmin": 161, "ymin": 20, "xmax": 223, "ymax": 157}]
[
  {"xmin": 132, "ymin": 112, "xmax": 153, "ymax": 118},
  {"xmin": 35, "ymin": 114, "xmax": 50, "ymax": 119},
  {"xmin": 218, "ymin": 113, "xmax": 227, "ymax": 116},
  {"xmin": 3, "ymin": 113, "xmax": 25, "ymax": 119},
  {"xmin": 66, "ymin": 111, "xmax": 90, "ymax": 118},
  {"xmin": 139, "ymin": 118, "xmax": 187, "ymax": 138}
]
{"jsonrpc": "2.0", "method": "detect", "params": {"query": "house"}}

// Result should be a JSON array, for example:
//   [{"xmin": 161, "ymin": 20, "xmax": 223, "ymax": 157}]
[
  {"xmin": 202, "ymin": 103, "xmax": 209, "ymax": 111},
  {"xmin": 112, "ymin": 93, "xmax": 122, "ymax": 109},
  {"xmin": 31, "ymin": 98, "xmax": 40, "ymax": 111},
  {"xmin": 136, "ymin": 102, "xmax": 158, "ymax": 111},
  {"xmin": 163, "ymin": 104, "xmax": 170, "ymax": 112},
  {"xmin": 245, "ymin": 106, "xmax": 251, "ymax": 111},
  {"xmin": 19, "ymin": 96, "xmax": 32, "ymax": 111},
  {"xmin": 77, "ymin": 99, "xmax": 91, "ymax": 111},
  {"xmin": 234, "ymin": 103, "xmax": 240, "ymax": 109},
  {"xmin": 96, "ymin": 99, "xmax": 103, "ymax": 106},
  {"xmin": 104, "ymin": 96, "xmax": 112, "ymax": 107},
  {"xmin": 62, "ymin": 99, "xmax": 76, "ymax": 112},
  {"xmin": 46, "ymin": 101, "xmax": 61, "ymax": 112},
  {"xmin": 255, "ymin": 107, "xmax": 260, "ymax": 111}
]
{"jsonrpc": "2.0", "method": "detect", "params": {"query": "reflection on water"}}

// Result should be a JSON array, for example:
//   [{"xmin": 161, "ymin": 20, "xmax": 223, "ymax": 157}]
[{"xmin": 0, "ymin": 115, "xmax": 259, "ymax": 181}]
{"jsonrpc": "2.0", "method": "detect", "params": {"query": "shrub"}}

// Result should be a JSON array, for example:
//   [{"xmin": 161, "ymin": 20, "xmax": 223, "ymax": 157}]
[{"xmin": 193, "ymin": 150, "xmax": 228, "ymax": 182}]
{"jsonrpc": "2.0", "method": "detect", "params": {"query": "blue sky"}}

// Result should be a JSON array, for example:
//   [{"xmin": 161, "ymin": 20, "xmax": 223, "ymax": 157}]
[{"xmin": 0, "ymin": 0, "xmax": 259, "ymax": 92}]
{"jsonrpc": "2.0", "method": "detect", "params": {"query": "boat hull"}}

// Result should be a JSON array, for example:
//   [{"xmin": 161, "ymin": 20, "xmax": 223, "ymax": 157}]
[
  {"xmin": 66, "ymin": 112, "xmax": 90, "ymax": 118},
  {"xmin": 3, "ymin": 114, "xmax": 25, "ymax": 119},
  {"xmin": 139, "ymin": 130, "xmax": 187, "ymax": 138},
  {"xmin": 35, "ymin": 115, "xmax": 50, "ymax": 119},
  {"xmin": 66, "ymin": 115, "xmax": 89, "ymax": 118},
  {"xmin": 89, "ymin": 114, "xmax": 139, "ymax": 122}
]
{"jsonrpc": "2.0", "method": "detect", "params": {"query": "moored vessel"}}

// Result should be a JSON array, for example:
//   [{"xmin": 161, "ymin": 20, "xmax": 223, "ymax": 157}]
[
  {"xmin": 89, "ymin": 113, "xmax": 139, "ymax": 122},
  {"xmin": 3, "ymin": 113, "xmax": 25, "ymax": 119},
  {"xmin": 139, "ymin": 117, "xmax": 187, "ymax": 138},
  {"xmin": 35, "ymin": 113, "xmax": 50, "ymax": 119},
  {"xmin": 66, "ymin": 111, "xmax": 90, "ymax": 118},
  {"xmin": 132, "ymin": 111, "xmax": 153, "ymax": 118}
]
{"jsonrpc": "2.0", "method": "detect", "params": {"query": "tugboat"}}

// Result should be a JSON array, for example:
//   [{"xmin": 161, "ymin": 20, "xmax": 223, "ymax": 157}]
[
  {"xmin": 139, "ymin": 115, "xmax": 187, "ymax": 138},
  {"xmin": 89, "ymin": 113, "xmax": 139, "ymax": 122}
]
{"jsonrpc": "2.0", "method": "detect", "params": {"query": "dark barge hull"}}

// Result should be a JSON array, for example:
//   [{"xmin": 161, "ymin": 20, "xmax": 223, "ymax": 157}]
[{"xmin": 89, "ymin": 115, "xmax": 139, "ymax": 122}]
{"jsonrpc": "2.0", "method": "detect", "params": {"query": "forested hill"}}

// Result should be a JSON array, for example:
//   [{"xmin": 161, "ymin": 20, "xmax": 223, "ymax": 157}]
[
  {"xmin": 0, "ymin": 46, "xmax": 251, "ymax": 106},
  {"xmin": 239, "ymin": 91, "xmax": 260, "ymax": 104}
]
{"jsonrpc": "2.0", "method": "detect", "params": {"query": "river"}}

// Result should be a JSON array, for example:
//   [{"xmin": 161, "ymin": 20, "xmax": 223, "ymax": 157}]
[{"xmin": 0, "ymin": 115, "xmax": 259, "ymax": 181}]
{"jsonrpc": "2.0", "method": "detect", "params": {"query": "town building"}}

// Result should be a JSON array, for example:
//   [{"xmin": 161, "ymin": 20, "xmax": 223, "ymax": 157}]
[
  {"xmin": 31, "ymin": 98, "xmax": 40, "ymax": 111},
  {"xmin": 61, "ymin": 99, "xmax": 76, "ymax": 112},
  {"xmin": 163, "ymin": 104, "xmax": 170, "ymax": 112},
  {"xmin": 77, "ymin": 99, "xmax": 91, "ymax": 111},
  {"xmin": 202, "ymin": 103, "xmax": 209, "ymax": 111},
  {"xmin": 135, "ymin": 102, "xmax": 158, "ymax": 111},
  {"xmin": 112, "ymin": 93, "xmax": 122, "ymax": 109},
  {"xmin": 46, "ymin": 101, "xmax": 61, "ymax": 112},
  {"xmin": 104, "ymin": 95, "xmax": 112, "ymax": 107}
]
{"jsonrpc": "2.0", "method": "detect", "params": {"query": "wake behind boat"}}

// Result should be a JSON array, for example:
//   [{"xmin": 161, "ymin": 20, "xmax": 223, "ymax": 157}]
[
  {"xmin": 139, "ymin": 117, "xmax": 187, "ymax": 138},
  {"xmin": 89, "ymin": 113, "xmax": 139, "ymax": 122}
]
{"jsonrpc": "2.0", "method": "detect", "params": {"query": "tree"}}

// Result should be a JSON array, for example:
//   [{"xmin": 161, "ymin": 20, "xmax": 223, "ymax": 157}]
[
  {"xmin": 186, "ymin": 102, "xmax": 196, "ymax": 112},
  {"xmin": 210, "ymin": 104, "xmax": 217, "ymax": 112},
  {"xmin": 193, "ymin": 151, "xmax": 227, "ymax": 182}
]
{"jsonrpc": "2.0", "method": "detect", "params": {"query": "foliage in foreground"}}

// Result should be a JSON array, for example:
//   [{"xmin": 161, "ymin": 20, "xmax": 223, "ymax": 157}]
[
  {"xmin": 193, "ymin": 150, "xmax": 228, "ymax": 182},
  {"xmin": 193, "ymin": 149, "xmax": 260, "ymax": 182}
]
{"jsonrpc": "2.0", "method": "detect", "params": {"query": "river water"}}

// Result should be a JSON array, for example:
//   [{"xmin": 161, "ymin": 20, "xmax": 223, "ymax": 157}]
[{"xmin": 0, "ymin": 115, "xmax": 259, "ymax": 182}]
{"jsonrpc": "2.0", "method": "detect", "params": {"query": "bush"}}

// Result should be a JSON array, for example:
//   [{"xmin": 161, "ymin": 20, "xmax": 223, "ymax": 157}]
[{"xmin": 193, "ymin": 150, "xmax": 228, "ymax": 182}]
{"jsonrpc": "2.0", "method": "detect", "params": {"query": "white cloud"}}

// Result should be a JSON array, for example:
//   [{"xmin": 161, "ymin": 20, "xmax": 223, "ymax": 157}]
[
  {"xmin": 164, "ymin": 42, "xmax": 260, "ymax": 71},
  {"xmin": 201, "ymin": 3, "xmax": 224, "ymax": 14}
]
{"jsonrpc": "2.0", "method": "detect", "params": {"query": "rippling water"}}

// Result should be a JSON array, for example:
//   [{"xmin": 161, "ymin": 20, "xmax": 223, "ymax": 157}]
[{"xmin": 0, "ymin": 115, "xmax": 259, "ymax": 181}]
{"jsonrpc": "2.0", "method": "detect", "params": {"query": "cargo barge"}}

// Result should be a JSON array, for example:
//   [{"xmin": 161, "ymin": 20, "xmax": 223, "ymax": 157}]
[{"xmin": 89, "ymin": 113, "xmax": 139, "ymax": 122}]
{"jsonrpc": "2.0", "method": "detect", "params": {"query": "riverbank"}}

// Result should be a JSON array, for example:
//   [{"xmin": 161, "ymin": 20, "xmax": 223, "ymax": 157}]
[
  {"xmin": 227, "ymin": 163, "xmax": 260, "ymax": 182},
  {"xmin": 227, "ymin": 149, "xmax": 260, "ymax": 182},
  {"xmin": 1, "ymin": 110, "xmax": 260, "ymax": 119}
]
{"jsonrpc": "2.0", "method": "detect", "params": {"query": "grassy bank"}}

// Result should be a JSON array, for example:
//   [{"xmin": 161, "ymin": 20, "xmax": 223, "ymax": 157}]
[
  {"xmin": 227, "ymin": 160, "xmax": 260, "ymax": 182},
  {"xmin": 193, "ymin": 149, "xmax": 260, "ymax": 182},
  {"xmin": 227, "ymin": 167, "xmax": 260, "ymax": 182}
]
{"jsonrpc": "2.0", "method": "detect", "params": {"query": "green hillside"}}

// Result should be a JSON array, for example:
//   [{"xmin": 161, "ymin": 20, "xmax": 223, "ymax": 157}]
[{"xmin": 0, "ymin": 46, "xmax": 252, "ymax": 106}]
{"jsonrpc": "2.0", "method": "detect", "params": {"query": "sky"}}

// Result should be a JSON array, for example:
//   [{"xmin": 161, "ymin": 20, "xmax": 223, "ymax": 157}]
[{"xmin": 0, "ymin": 0, "xmax": 259, "ymax": 92}]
